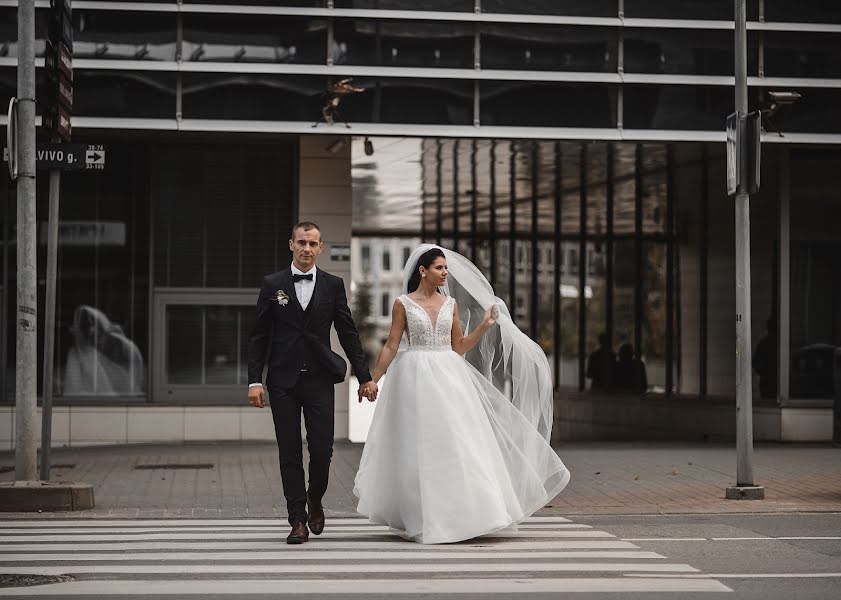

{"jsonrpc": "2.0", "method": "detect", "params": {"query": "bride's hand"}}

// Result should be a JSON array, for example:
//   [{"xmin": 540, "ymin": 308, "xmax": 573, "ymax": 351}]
[{"xmin": 483, "ymin": 305, "xmax": 499, "ymax": 327}]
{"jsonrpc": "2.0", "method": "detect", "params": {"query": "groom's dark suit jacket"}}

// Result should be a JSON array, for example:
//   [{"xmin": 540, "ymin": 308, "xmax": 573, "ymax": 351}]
[{"xmin": 248, "ymin": 268, "xmax": 372, "ymax": 390}]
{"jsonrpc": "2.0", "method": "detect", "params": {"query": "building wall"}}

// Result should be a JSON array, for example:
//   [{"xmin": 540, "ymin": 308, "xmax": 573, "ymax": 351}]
[
  {"xmin": 297, "ymin": 135, "xmax": 355, "ymax": 440},
  {"xmin": 1, "ymin": 134, "xmax": 357, "ymax": 447}
]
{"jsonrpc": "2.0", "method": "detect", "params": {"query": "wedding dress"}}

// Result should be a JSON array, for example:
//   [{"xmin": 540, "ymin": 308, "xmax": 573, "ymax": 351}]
[{"xmin": 353, "ymin": 272, "xmax": 570, "ymax": 544}]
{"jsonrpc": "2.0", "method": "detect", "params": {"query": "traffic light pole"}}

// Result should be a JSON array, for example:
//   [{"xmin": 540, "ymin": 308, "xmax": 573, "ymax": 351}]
[
  {"xmin": 726, "ymin": 0, "xmax": 764, "ymax": 500},
  {"xmin": 14, "ymin": 0, "xmax": 38, "ymax": 482}
]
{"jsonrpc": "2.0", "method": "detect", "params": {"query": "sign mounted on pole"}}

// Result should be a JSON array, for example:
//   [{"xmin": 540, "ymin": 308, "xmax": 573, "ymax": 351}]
[
  {"xmin": 3, "ymin": 143, "xmax": 106, "ymax": 171},
  {"xmin": 42, "ymin": 0, "xmax": 73, "ymax": 142},
  {"xmin": 726, "ymin": 110, "xmax": 761, "ymax": 197}
]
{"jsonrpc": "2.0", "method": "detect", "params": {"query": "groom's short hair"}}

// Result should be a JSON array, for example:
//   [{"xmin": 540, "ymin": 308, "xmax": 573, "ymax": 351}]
[{"xmin": 291, "ymin": 221, "xmax": 321, "ymax": 241}]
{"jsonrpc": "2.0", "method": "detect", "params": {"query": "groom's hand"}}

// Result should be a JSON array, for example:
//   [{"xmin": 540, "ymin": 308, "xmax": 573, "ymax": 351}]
[
  {"xmin": 248, "ymin": 385, "xmax": 266, "ymax": 408},
  {"xmin": 358, "ymin": 381, "xmax": 378, "ymax": 403}
]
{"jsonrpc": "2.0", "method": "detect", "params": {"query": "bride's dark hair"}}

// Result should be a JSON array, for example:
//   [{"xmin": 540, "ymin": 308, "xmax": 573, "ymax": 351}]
[{"xmin": 407, "ymin": 248, "xmax": 445, "ymax": 293}]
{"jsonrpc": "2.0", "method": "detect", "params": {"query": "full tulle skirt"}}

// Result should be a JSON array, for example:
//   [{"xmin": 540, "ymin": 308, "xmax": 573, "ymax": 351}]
[{"xmin": 353, "ymin": 348, "xmax": 570, "ymax": 544}]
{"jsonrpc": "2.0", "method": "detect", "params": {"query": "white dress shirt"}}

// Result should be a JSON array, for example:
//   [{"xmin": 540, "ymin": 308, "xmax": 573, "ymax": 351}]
[
  {"xmin": 291, "ymin": 263, "xmax": 317, "ymax": 310},
  {"xmin": 249, "ymin": 264, "xmax": 317, "ymax": 388}
]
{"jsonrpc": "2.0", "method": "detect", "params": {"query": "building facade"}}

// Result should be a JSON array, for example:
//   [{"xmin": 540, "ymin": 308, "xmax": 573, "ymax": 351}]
[{"xmin": 1, "ymin": 1, "xmax": 839, "ymax": 446}]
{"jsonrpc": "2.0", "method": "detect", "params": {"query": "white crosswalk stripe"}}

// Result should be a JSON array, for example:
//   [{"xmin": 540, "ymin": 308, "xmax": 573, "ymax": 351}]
[{"xmin": 0, "ymin": 517, "xmax": 733, "ymax": 596}]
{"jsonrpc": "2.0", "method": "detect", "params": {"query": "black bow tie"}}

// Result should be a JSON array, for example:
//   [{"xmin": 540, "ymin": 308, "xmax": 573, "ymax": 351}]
[{"xmin": 292, "ymin": 273, "xmax": 313, "ymax": 282}]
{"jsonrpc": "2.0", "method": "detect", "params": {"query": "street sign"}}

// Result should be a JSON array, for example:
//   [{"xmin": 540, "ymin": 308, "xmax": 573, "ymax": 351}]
[
  {"xmin": 48, "ymin": 0, "xmax": 73, "ymax": 51},
  {"xmin": 726, "ymin": 111, "xmax": 761, "ymax": 196},
  {"xmin": 42, "ymin": 105, "xmax": 71, "ymax": 140},
  {"xmin": 6, "ymin": 97, "xmax": 17, "ymax": 180},
  {"xmin": 726, "ymin": 112, "xmax": 738, "ymax": 195},
  {"xmin": 3, "ymin": 143, "xmax": 104, "ymax": 171},
  {"xmin": 43, "ymin": 0, "xmax": 73, "ymax": 142},
  {"xmin": 85, "ymin": 145, "xmax": 105, "ymax": 170}
]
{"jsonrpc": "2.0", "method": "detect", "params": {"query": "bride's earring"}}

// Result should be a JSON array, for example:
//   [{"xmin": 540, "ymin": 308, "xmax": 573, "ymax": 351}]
[{"xmin": 422, "ymin": 273, "xmax": 426, "ymax": 278}]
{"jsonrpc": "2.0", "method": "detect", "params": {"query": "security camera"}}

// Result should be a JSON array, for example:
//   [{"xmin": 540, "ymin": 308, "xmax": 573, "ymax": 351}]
[
  {"xmin": 766, "ymin": 91, "xmax": 801, "ymax": 105},
  {"xmin": 761, "ymin": 90, "xmax": 802, "ymax": 137}
]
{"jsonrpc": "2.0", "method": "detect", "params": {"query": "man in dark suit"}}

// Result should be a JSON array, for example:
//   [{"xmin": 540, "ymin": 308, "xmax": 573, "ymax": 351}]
[{"xmin": 248, "ymin": 222, "xmax": 377, "ymax": 544}]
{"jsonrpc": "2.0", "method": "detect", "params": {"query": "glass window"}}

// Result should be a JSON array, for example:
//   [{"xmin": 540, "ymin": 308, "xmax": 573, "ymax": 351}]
[
  {"xmin": 613, "ymin": 239, "xmax": 635, "ymax": 354},
  {"xmin": 183, "ymin": 15, "xmax": 327, "ymax": 64},
  {"xmin": 402, "ymin": 246, "xmax": 411, "ymax": 266},
  {"xmin": 585, "ymin": 144, "xmax": 608, "ymax": 236},
  {"xmin": 381, "ymin": 292, "xmax": 390, "ymax": 317},
  {"xmin": 613, "ymin": 144, "xmax": 637, "ymax": 235},
  {"xmin": 481, "ymin": 82, "xmax": 616, "ymax": 128},
  {"xmin": 361, "ymin": 244, "xmax": 371, "ymax": 270},
  {"xmin": 72, "ymin": 10, "xmax": 177, "ymax": 61},
  {"xmin": 153, "ymin": 143, "xmax": 295, "ymax": 288},
  {"xmin": 72, "ymin": 70, "xmax": 176, "ymax": 118},
  {"xmin": 333, "ymin": 19, "xmax": 473, "ymax": 69},
  {"xmin": 640, "ymin": 242, "xmax": 667, "ymax": 393},
  {"xmin": 583, "ymin": 241, "xmax": 608, "ymax": 390},
  {"xmin": 558, "ymin": 241, "xmax": 580, "ymax": 389},
  {"xmin": 382, "ymin": 248, "xmax": 391, "ymax": 271},
  {"xmin": 166, "ymin": 305, "xmax": 254, "ymax": 386},
  {"xmin": 514, "ymin": 142, "xmax": 535, "ymax": 235},
  {"xmin": 761, "ymin": 88, "xmax": 841, "ymax": 134},
  {"xmin": 624, "ymin": 85, "xmax": 758, "ymax": 131},
  {"xmin": 640, "ymin": 144, "xmax": 668, "ymax": 234},
  {"xmin": 625, "ymin": 29, "xmax": 758, "ymax": 76},
  {"xmin": 335, "ymin": 0, "xmax": 474, "ymax": 10},
  {"xmin": 182, "ymin": 74, "xmax": 325, "ymax": 121},
  {"xmin": 482, "ymin": 1, "xmax": 617, "ymax": 17},
  {"xmin": 339, "ymin": 77, "xmax": 474, "ymax": 125},
  {"xmin": 763, "ymin": 32, "xmax": 841, "ymax": 79},
  {"xmin": 623, "ymin": 0, "xmax": 734, "ymax": 20},
  {"xmin": 43, "ymin": 143, "xmax": 150, "ymax": 398},
  {"xmin": 560, "ymin": 143, "xmax": 582, "ymax": 235},
  {"xmin": 536, "ymin": 141, "xmax": 558, "ymax": 235},
  {"xmin": 480, "ymin": 25, "xmax": 616, "ymax": 72},
  {"xmin": 788, "ymin": 150, "xmax": 841, "ymax": 399},
  {"xmin": 353, "ymin": 138, "xmax": 425, "ymax": 232},
  {"xmin": 765, "ymin": 1, "xmax": 841, "ymax": 24},
  {"xmin": 0, "ymin": 67, "xmax": 14, "ymax": 111}
]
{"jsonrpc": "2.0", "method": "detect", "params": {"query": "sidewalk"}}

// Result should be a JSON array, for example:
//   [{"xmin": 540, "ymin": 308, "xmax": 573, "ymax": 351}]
[{"xmin": 1, "ymin": 442, "xmax": 839, "ymax": 518}]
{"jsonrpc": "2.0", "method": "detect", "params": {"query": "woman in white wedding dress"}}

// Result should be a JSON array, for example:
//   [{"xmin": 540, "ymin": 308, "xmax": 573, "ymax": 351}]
[{"xmin": 353, "ymin": 245, "xmax": 570, "ymax": 544}]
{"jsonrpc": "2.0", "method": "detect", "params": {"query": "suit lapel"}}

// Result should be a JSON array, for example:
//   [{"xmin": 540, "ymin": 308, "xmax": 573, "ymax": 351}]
[{"xmin": 280, "ymin": 269, "xmax": 304, "ymax": 321}]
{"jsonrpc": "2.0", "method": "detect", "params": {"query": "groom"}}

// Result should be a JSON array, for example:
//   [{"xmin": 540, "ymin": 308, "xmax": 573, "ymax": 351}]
[{"xmin": 248, "ymin": 222, "xmax": 377, "ymax": 544}]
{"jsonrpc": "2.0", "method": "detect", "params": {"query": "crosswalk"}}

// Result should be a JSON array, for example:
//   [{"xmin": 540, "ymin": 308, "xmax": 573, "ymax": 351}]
[{"xmin": 0, "ymin": 516, "xmax": 732, "ymax": 596}]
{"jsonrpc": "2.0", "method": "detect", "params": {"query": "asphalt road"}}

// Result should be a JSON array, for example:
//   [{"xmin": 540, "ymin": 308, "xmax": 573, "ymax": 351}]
[{"xmin": 0, "ymin": 512, "xmax": 838, "ymax": 599}]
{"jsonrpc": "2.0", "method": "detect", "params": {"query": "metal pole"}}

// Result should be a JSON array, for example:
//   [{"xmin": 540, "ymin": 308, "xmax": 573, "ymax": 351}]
[
  {"xmin": 733, "ymin": 0, "xmax": 758, "ymax": 492},
  {"xmin": 40, "ymin": 168, "xmax": 60, "ymax": 481},
  {"xmin": 14, "ymin": 0, "xmax": 38, "ymax": 481}
]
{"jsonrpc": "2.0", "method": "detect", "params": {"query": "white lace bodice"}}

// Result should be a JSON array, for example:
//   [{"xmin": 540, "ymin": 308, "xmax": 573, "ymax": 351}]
[{"xmin": 398, "ymin": 294, "xmax": 454, "ymax": 351}]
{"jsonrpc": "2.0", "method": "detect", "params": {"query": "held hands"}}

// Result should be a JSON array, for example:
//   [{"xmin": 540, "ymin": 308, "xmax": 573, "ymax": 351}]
[
  {"xmin": 248, "ymin": 385, "xmax": 266, "ymax": 408},
  {"xmin": 358, "ymin": 380, "xmax": 379, "ymax": 403}
]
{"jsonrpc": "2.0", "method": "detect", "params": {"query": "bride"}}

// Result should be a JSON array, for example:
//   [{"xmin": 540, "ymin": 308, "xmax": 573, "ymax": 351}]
[{"xmin": 353, "ymin": 244, "xmax": 570, "ymax": 544}]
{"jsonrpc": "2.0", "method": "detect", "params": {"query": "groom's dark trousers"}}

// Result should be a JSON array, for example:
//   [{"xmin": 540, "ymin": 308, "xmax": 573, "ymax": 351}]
[{"xmin": 248, "ymin": 268, "xmax": 371, "ymax": 526}]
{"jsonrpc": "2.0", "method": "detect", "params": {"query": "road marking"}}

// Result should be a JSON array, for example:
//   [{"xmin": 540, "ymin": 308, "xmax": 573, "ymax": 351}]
[
  {"xmin": 2, "ymin": 524, "xmax": 593, "ymax": 535},
  {"xmin": 0, "ymin": 540, "xmax": 640, "ymax": 552},
  {"xmin": 626, "ymin": 573, "xmax": 841, "ymax": 579},
  {"xmin": 0, "ymin": 563, "xmax": 699, "ymax": 575},
  {"xmin": 0, "ymin": 517, "xmax": 571, "ymax": 528},
  {"xmin": 0, "ymin": 577, "xmax": 733, "ymax": 595},
  {"xmin": 0, "ymin": 530, "xmax": 616, "ymax": 542},
  {"xmin": 0, "ymin": 550, "xmax": 668, "ymax": 562},
  {"xmin": 622, "ymin": 538, "xmax": 707, "ymax": 541}
]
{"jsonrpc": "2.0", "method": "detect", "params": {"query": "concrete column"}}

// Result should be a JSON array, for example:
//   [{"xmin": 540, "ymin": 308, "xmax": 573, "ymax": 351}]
[{"xmin": 297, "ymin": 135, "xmax": 353, "ymax": 440}]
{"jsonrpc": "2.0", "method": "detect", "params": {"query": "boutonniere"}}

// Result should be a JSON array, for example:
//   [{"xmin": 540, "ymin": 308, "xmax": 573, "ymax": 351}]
[{"xmin": 275, "ymin": 290, "xmax": 290, "ymax": 306}]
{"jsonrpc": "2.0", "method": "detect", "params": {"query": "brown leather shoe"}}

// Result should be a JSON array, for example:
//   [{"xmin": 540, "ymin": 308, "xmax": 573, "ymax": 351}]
[
  {"xmin": 286, "ymin": 521, "xmax": 309, "ymax": 544},
  {"xmin": 307, "ymin": 496, "xmax": 325, "ymax": 536}
]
